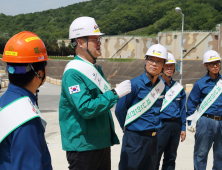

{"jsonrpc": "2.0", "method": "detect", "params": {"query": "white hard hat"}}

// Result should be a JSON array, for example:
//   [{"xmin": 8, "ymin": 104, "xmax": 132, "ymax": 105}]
[
  {"xmin": 146, "ymin": 44, "xmax": 168, "ymax": 60},
  {"xmin": 203, "ymin": 50, "xmax": 221, "ymax": 64},
  {"xmin": 166, "ymin": 53, "xmax": 176, "ymax": 64},
  {"xmin": 69, "ymin": 16, "xmax": 104, "ymax": 39}
]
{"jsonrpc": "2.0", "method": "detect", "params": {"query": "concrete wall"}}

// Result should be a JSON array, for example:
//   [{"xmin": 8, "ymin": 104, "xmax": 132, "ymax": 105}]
[
  {"xmin": 218, "ymin": 24, "xmax": 222, "ymax": 57},
  {"xmin": 0, "ymin": 59, "xmax": 214, "ymax": 88},
  {"xmin": 159, "ymin": 31, "xmax": 219, "ymax": 60},
  {"xmin": 57, "ymin": 27, "xmax": 222, "ymax": 60},
  {"xmin": 57, "ymin": 40, "xmax": 70, "ymax": 47},
  {"xmin": 45, "ymin": 59, "xmax": 207, "ymax": 86},
  {"xmin": 100, "ymin": 36, "xmax": 158, "ymax": 59}
]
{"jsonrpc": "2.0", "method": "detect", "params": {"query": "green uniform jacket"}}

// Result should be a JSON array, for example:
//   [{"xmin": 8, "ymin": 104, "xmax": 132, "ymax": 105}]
[{"xmin": 59, "ymin": 56, "xmax": 120, "ymax": 151}]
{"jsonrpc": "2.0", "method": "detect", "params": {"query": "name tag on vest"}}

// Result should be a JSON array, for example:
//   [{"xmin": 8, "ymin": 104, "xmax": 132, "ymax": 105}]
[
  {"xmin": 0, "ymin": 96, "xmax": 46, "ymax": 143},
  {"xmin": 64, "ymin": 59, "xmax": 111, "ymax": 93},
  {"xmin": 124, "ymin": 79, "xmax": 165, "ymax": 127},
  {"xmin": 187, "ymin": 78, "xmax": 222, "ymax": 126}
]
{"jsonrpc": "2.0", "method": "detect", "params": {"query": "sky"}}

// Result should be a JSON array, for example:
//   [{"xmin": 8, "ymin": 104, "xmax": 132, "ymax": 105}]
[{"xmin": 0, "ymin": 0, "xmax": 90, "ymax": 16}]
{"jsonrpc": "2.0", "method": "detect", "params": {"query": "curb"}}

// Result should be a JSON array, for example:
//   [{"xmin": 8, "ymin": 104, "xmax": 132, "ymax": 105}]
[
  {"xmin": 1, "ymin": 80, "xmax": 9, "ymax": 88},
  {"xmin": 0, "ymin": 77, "xmax": 62, "ymax": 88},
  {"xmin": 46, "ymin": 76, "xmax": 62, "ymax": 86}
]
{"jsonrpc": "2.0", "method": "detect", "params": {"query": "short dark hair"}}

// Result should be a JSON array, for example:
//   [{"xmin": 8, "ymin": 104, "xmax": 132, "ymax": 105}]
[
  {"xmin": 7, "ymin": 61, "xmax": 47, "ymax": 87},
  {"xmin": 71, "ymin": 37, "xmax": 88, "ymax": 55}
]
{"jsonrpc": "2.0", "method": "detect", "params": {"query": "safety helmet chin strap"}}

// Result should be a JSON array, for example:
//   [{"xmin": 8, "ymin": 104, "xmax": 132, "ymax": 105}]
[
  {"xmin": 162, "ymin": 64, "xmax": 175, "ymax": 79},
  {"xmin": 162, "ymin": 72, "xmax": 173, "ymax": 86},
  {"xmin": 162, "ymin": 72, "xmax": 172, "ymax": 79},
  {"xmin": 144, "ymin": 56, "xmax": 165, "ymax": 86},
  {"xmin": 206, "ymin": 62, "xmax": 221, "ymax": 76},
  {"xmin": 144, "ymin": 64, "xmax": 162, "ymax": 87},
  {"xmin": 144, "ymin": 64, "xmax": 161, "ymax": 78},
  {"xmin": 85, "ymin": 37, "xmax": 97, "ymax": 64},
  {"xmin": 71, "ymin": 37, "xmax": 97, "ymax": 64},
  {"xmin": 29, "ymin": 63, "xmax": 46, "ymax": 107}
]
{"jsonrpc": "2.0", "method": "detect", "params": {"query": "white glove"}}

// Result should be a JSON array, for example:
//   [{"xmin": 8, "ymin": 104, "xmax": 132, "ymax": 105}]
[
  {"xmin": 115, "ymin": 80, "xmax": 131, "ymax": 98},
  {"xmin": 187, "ymin": 124, "xmax": 196, "ymax": 133}
]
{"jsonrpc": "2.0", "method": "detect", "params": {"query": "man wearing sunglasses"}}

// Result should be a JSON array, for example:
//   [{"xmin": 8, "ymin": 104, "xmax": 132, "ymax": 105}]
[
  {"xmin": 59, "ymin": 16, "xmax": 131, "ymax": 170},
  {"xmin": 115, "ymin": 44, "xmax": 168, "ymax": 170},
  {"xmin": 187, "ymin": 50, "xmax": 222, "ymax": 170}
]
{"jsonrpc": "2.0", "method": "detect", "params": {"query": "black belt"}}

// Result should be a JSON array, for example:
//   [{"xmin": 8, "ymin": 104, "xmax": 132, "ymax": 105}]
[
  {"xmin": 203, "ymin": 114, "xmax": 222, "ymax": 121},
  {"xmin": 126, "ymin": 129, "xmax": 156, "ymax": 136},
  {"xmin": 162, "ymin": 118, "xmax": 180, "ymax": 121}
]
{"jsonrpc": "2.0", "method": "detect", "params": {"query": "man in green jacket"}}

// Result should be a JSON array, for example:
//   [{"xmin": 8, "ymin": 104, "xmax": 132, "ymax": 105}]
[{"xmin": 59, "ymin": 16, "xmax": 131, "ymax": 170}]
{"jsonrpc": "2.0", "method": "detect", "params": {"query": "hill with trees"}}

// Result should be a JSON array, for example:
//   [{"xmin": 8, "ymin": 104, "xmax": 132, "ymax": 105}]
[{"xmin": 0, "ymin": 0, "xmax": 222, "ymax": 55}]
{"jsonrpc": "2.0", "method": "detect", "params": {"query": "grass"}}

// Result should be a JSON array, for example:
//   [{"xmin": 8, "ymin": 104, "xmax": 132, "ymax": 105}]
[
  {"xmin": 108, "ymin": 58, "xmax": 136, "ymax": 62},
  {"xmin": 48, "ymin": 56, "xmax": 73, "ymax": 60},
  {"xmin": 49, "ymin": 56, "xmax": 136, "ymax": 62},
  {"xmin": 0, "ymin": 55, "xmax": 136, "ymax": 62},
  {"xmin": 0, "ymin": 55, "xmax": 72, "ymax": 60}
]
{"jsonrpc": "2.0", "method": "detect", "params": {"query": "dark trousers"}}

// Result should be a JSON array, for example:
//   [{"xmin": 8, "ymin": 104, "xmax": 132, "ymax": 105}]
[
  {"xmin": 155, "ymin": 119, "xmax": 181, "ymax": 170},
  {"xmin": 66, "ymin": 147, "xmax": 111, "ymax": 170},
  {"xmin": 119, "ymin": 129, "xmax": 158, "ymax": 170},
  {"xmin": 194, "ymin": 116, "xmax": 222, "ymax": 170}
]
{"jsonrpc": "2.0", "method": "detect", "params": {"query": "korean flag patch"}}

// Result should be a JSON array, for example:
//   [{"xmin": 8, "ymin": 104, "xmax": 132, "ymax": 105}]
[{"xmin": 69, "ymin": 85, "xmax": 81, "ymax": 94}]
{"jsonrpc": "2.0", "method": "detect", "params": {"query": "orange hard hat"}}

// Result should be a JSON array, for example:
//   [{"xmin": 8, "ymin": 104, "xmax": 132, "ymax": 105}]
[{"xmin": 2, "ymin": 31, "xmax": 50, "ymax": 63}]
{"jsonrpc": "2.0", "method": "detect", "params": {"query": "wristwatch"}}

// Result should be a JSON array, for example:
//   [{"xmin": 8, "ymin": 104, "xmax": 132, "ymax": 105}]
[{"xmin": 111, "ymin": 89, "xmax": 117, "ymax": 95}]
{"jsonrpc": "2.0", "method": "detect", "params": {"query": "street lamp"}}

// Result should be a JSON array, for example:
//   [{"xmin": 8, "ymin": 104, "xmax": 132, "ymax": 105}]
[{"xmin": 175, "ymin": 7, "xmax": 184, "ymax": 85}]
